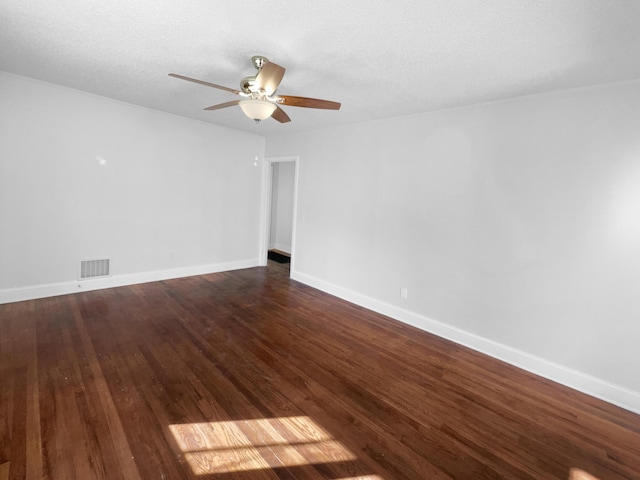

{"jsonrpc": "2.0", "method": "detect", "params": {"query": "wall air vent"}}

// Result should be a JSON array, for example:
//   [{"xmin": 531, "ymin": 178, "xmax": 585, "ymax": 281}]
[{"xmin": 80, "ymin": 259, "xmax": 110, "ymax": 280}]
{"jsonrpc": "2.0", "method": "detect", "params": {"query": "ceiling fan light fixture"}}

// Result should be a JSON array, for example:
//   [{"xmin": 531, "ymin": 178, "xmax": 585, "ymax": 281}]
[
  {"xmin": 170, "ymin": 56, "xmax": 340, "ymax": 125},
  {"xmin": 239, "ymin": 99, "xmax": 277, "ymax": 122}
]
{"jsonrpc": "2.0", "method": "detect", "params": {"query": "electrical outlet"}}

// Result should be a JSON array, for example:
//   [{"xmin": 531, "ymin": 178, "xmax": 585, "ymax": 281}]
[{"xmin": 400, "ymin": 287, "xmax": 408, "ymax": 299}]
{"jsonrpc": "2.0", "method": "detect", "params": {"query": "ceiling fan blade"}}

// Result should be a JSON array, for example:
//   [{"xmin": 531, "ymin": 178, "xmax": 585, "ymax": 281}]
[
  {"xmin": 277, "ymin": 95, "xmax": 341, "ymax": 110},
  {"xmin": 203, "ymin": 100, "xmax": 241, "ymax": 111},
  {"xmin": 254, "ymin": 62, "xmax": 285, "ymax": 95},
  {"xmin": 271, "ymin": 106, "xmax": 291, "ymax": 123},
  {"xmin": 169, "ymin": 73, "xmax": 240, "ymax": 95}
]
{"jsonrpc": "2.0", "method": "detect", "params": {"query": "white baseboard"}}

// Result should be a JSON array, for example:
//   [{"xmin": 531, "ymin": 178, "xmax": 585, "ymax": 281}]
[
  {"xmin": 269, "ymin": 243, "xmax": 292, "ymax": 254},
  {"xmin": 291, "ymin": 269, "xmax": 640, "ymax": 415},
  {"xmin": 0, "ymin": 258, "xmax": 260, "ymax": 304}
]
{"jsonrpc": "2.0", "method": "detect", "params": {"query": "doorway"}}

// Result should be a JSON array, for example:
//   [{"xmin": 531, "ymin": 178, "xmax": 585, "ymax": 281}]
[{"xmin": 259, "ymin": 155, "xmax": 299, "ymax": 274}]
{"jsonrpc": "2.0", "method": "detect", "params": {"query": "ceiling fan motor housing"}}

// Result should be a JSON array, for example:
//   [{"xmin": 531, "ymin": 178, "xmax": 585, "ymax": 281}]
[
  {"xmin": 240, "ymin": 76, "xmax": 256, "ymax": 94},
  {"xmin": 251, "ymin": 55, "xmax": 269, "ymax": 71}
]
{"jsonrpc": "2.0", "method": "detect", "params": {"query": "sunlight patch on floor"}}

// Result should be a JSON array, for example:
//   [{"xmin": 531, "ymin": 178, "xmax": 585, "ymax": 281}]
[
  {"xmin": 569, "ymin": 467, "xmax": 600, "ymax": 480},
  {"xmin": 169, "ymin": 416, "xmax": 368, "ymax": 476},
  {"xmin": 333, "ymin": 477, "xmax": 384, "ymax": 480}
]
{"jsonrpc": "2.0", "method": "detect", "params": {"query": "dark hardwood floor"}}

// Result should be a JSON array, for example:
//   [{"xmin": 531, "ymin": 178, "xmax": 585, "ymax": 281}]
[{"xmin": 1, "ymin": 261, "xmax": 639, "ymax": 479}]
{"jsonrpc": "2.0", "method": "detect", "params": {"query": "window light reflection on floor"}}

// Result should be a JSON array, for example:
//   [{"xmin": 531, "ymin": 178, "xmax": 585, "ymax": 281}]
[
  {"xmin": 569, "ymin": 468, "xmax": 600, "ymax": 480},
  {"xmin": 169, "ymin": 416, "xmax": 381, "ymax": 477},
  {"xmin": 333, "ymin": 477, "xmax": 384, "ymax": 480}
]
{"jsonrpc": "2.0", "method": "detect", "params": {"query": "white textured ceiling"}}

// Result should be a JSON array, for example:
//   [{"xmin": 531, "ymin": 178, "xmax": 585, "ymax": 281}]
[{"xmin": 2, "ymin": 1, "xmax": 640, "ymax": 135}]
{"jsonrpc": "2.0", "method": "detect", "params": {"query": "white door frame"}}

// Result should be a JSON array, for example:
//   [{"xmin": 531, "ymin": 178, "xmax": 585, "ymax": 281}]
[{"xmin": 258, "ymin": 155, "xmax": 300, "ymax": 273}]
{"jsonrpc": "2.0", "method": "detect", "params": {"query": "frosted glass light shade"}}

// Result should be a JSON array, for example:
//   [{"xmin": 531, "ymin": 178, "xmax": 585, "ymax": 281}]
[{"xmin": 239, "ymin": 99, "xmax": 277, "ymax": 121}]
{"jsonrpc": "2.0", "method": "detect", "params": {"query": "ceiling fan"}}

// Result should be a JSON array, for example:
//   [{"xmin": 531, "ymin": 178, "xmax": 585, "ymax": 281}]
[{"xmin": 169, "ymin": 55, "xmax": 341, "ymax": 124}]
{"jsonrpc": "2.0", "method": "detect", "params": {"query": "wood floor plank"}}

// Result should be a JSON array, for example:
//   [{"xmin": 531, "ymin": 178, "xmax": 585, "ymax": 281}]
[
  {"xmin": 5, "ymin": 302, "xmax": 32, "ymax": 480},
  {"xmin": 0, "ymin": 305, "xmax": 18, "ymax": 472},
  {"xmin": 1, "ymin": 261, "xmax": 639, "ymax": 479},
  {"xmin": 24, "ymin": 303, "xmax": 42, "ymax": 480},
  {"xmin": 0, "ymin": 462, "xmax": 9, "ymax": 480},
  {"xmin": 67, "ymin": 295, "xmax": 142, "ymax": 479}
]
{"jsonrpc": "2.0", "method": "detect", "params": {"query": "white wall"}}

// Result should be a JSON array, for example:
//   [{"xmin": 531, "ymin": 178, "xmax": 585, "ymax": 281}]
[
  {"xmin": 269, "ymin": 163, "xmax": 280, "ymax": 249},
  {"xmin": 0, "ymin": 72, "xmax": 265, "ymax": 301},
  {"xmin": 269, "ymin": 161, "xmax": 295, "ymax": 253},
  {"xmin": 266, "ymin": 79, "xmax": 640, "ymax": 412}
]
